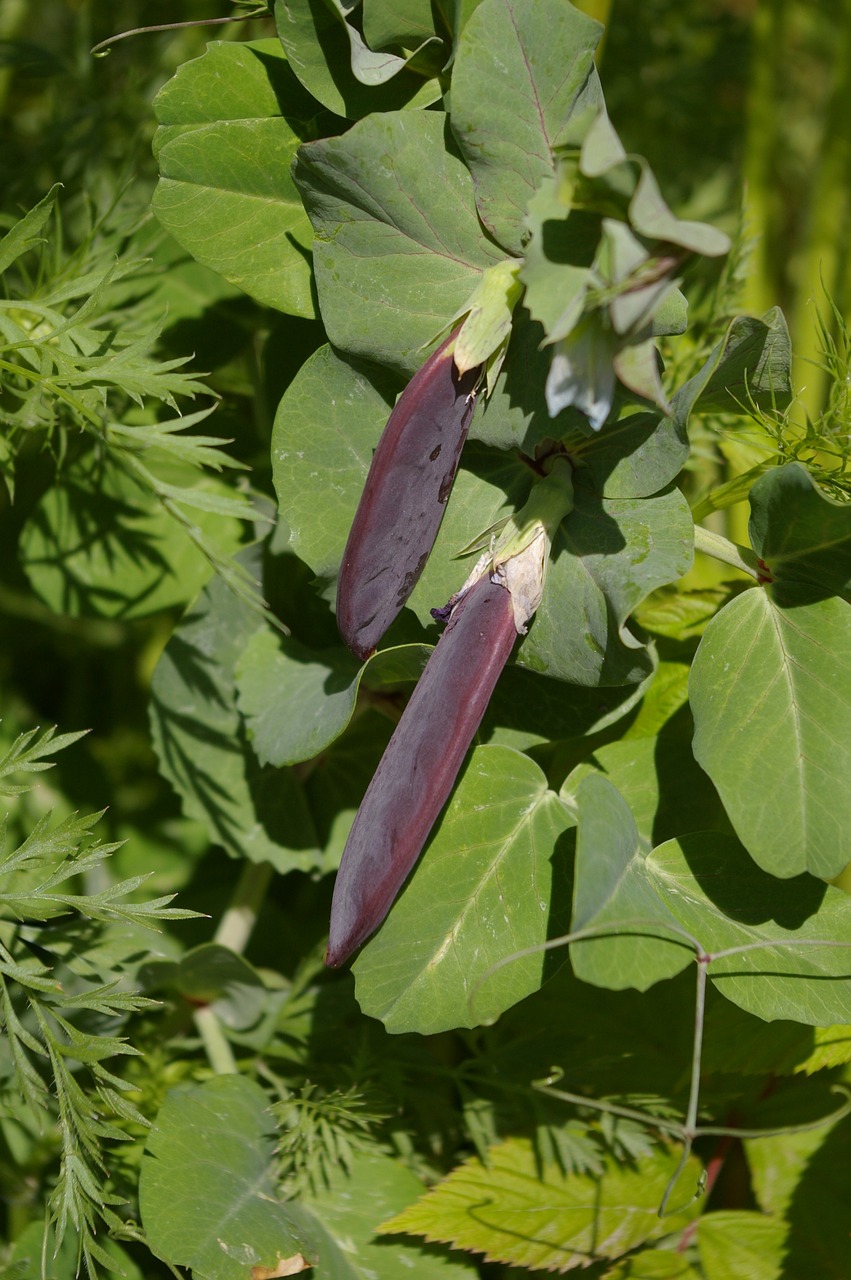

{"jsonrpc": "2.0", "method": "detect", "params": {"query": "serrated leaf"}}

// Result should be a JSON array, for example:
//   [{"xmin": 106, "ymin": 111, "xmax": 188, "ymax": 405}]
[
  {"xmin": 353, "ymin": 746, "xmax": 574, "ymax": 1034},
  {"xmin": 748, "ymin": 461, "xmax": 851, "ymax": 604},
  {"xmin": 293, "ymin": 111, "xmax": 505, "ymax": 375},
  {"xmin": 378, "ymin": 1136, "xmax": 701, "ymax": 1271},
  {"xmin": 689, "ymin": 587, "xmax": 851, "ymax": 879},
  {"xmin": 0, "ymin": 184, "xmax": 61, "ymax": 275},
  {"xmin": 450, "ymin": 0, "xmax": 603, "ymax": 253},
  {"xmin": 139, "ymin": 1076, "xmax": 307, "ymax": 1279},
  {"xmin": 697, "ymin": 1211, "xmax": 787, "ymax": 1280},
  {"xmin": 152, "ymin": 40, "xmax": 317, "ymax": 316},
  {"xmin": 794, "ymin": 1025, "xmax": 851, "ymax": 1074}
]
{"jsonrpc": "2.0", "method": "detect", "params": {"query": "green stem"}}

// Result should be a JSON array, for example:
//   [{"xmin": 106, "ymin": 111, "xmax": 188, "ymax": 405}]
[
  {"xmin": 693, "ymin": 525, "xmax": 762, "ymax": 581},
  {"xmin": 194, "ymin": 861, "xmax": 274, "ymax": 1074},
  {"xmin": 193, "ymin": 1006, "xmax": 239, "ymax": 1076},
  {"xmin": 214, "ymin": 861, "xmax": 274, "ymax": 955}
]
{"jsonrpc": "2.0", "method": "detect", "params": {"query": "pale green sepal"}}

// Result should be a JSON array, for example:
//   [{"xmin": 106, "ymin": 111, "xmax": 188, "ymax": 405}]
[
  {"xmin": 453, "ymin": 259, "xmax": 524, "ymax": 389},
  {"xmin": 480, "ymin": 457, "xmax": 576, "ymax": 632}
]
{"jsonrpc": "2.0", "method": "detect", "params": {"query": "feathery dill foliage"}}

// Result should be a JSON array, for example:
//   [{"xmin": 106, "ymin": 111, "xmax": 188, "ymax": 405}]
[
  {"xmin": 0, "ymin": 726, "xmax": 196, "ymax": 1276},
  {"xmin": 0, "ymin": 186, "xmax": 271, "ymax": 618}
]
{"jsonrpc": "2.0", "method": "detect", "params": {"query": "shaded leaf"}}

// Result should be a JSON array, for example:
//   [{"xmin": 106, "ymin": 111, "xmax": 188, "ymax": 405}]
[
  {"xmin": 749, "ymin": 461, "xmax": 851, "ymax": 604},
  {"xmin": 690, "ymin": 587, "xmax": 851, "ymax": 879},
  {"xmin": 517, "ymin": 483, "xmax": 694, "ymax": 685},
  {"xmin": 272, "ymin": 343, "xmax": 401, "ymax": 583},
  {"xmin": 674, "ymin": 308, "xmax": 792, "ymax": 416},
  {"xmin": 275, "ymin": 0, "xmax": 440, "ymax": 119},
  {"xmin": 564, "ymin": 732, "xmax": 730, "ymax": 849},
  {"xmin": 149, "ymin": 550, "xmax": 324, "ymax": 874},
  {"xmin": 18, "ymin": 459, "xmax": 244, "ymax": 620},
  {"xmin": 697, "ymin": 1211, "xmax": 786, "ymax": 1280},
  {"xmin": 292, "ymin": 1150, "xmax": 476, "ymax": 1279},
  {"xmin": 569, "ymin": 774, "xmax": 691, "ymax": 993},
  {"xmin": 139, "ymin": 1076, "xmax": 307, "ymax": 1279},
  {"xmin": 0, "ymin": 183, "xmax": 60, "ymax": 275},
  {"xmin": 649, "ymin": 833, "xmax": 851, "ymax": 1025}
]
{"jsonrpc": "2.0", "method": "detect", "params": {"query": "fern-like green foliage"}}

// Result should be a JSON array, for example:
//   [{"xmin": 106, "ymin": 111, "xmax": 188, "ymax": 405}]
[
  {"xmin": 0, "ymin": 725, "xmax": 197, "ymax": 1277},
  {"xmin": 0, "ymin": 187, "xmax": 272, "ymax": 620}
]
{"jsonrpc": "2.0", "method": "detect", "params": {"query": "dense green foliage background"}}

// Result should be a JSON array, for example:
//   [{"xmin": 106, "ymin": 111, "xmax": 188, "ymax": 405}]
[{"xmin": 1, "ymin": 1, "xmax": 850, "ymax": 1277}]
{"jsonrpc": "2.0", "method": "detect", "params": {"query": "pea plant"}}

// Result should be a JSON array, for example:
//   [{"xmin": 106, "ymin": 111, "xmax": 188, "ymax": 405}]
[{"xmin": 3, "ymin": 1, "xmax": 851, "ymax": 1277}]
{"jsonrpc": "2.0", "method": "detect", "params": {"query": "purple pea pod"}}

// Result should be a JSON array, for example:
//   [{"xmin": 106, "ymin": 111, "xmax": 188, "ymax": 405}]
[
  {"xmin": 337, "ymin": 329, "xmax": 481, "ymax": 662},
  {"xmin": 325, "ymin": 457, "xmax": 575, "ymax": 966},
  {"xmin": 326, "ymin": 573, "xmax": 518, "ymax": 967}
]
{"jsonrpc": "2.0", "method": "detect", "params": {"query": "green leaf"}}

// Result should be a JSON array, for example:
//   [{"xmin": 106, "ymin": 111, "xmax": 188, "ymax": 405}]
[
  {"xmin": 748, "ymin": 461, "xmax": 851, "ymax": 604},
  {"xmin": 569, "ymin": 776, "xmax": 851, "ymax": 1024},
  {"xmin": 569, "ymin": 773, "xmax": 691, "ymax": 992},
  {"xmin": 149, "ymin": 551, "xmax": 324, "ymax": 875},
  {"xmin": 272, "ymin": 344, "xmax": 400, "ymax": 583},
  {"xmin": 689, "ymin": 587, "xmax": 851, "ymax": 879},
  {"xmin": 319, "ymin": 0, "xmax": 442, "ymax": 87},
  {"xmin": 606, "ymin": 1251, "xmax": 702, "ymax": 1279},
  {"xmin": 18, "ymin": 459, "xmax": 244, "ymax": 620},
  {"xmin": 175, "ymin": 943, "xmax": 271, "ymax": 1033},
  {"xmin": 648, "ymin": 833, "xmax": 851, "ymax": 1025},
  {"xmin": 275, "ymin": 0, "xmax": 440, "ymax": 119},
  {"xmin": 564, "ymin": 731, "xmax": 731, "ymax": 849},
  {"xmin": 236, "ymin": 630, "xmax": 362, "ymax": 765},
  {"xmin": 450, "ymin": 0, "xmax": 603, "ymax": 253},
  {"xmin": 294, "ymin": 1150, "xmax": 476, "ymax": 1279},
  {"xmin": 378, "ymin": 1136, "xmax": 701, "ymax": 1271},
  {"xmin": 152, "ymin": 40, "xmax": 318, "ymax": 316},
  {"xmin": 744, "ymin": 1110, "xmax": 851, "ymax": 1278},
  {"xmin": 353, "ymin": 745, "xmax": 574, "ymax": 1034},
  {"xmin": 235, "ymin": 630, "xmax": 428, "ymax": 766},
  {"xmin": 139, "ymin": 1076, "xmax": 308, "ymax": 1279},
  {"xmin": 474, "ymin": 310, "xmax": 692, "ymax": 499},
  {"xmin": 697, "ymin": 1212, "xmax": 787, "ymax": 1280},
  {"xmin": 293, "ymin": 110, "xmax": 505, "ymax": 375},
  {"xmin": 517, "ymin": 483, "xmax": 694, "ymax": 685},
  {"xmin": 0, "ymin": 183, "xmax": 61, "ymax": 275},
  {"xmin": 575, "ymin": 110, "xmax": 730, "ymax": 257},
  {"xmin": 363, "ymin": 0, "xmax": 444, "ymax": 52},
  {"xmin": 675, "ymin": 308, "xmax": 793, "ymax": 416}
]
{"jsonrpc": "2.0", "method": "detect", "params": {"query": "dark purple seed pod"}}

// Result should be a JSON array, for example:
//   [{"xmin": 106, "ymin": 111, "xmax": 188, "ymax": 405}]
[
  {"xmin": 326, "ymin": 574, "xmax": 518, "ymax": 968},
  {"xmin": 336, "ymin": 329, "xmax": 481, "ymax": 662}
]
